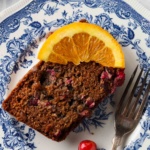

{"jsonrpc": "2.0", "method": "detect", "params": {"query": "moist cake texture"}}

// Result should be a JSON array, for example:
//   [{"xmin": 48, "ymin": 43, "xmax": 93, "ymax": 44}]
[{"xmin": 2, "ymin": 61, "xmax": 125, "ymax": 141}]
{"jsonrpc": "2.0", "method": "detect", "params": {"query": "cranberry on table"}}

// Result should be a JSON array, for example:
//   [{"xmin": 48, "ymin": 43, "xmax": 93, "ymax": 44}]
[{"xmin": 78, "ymin": 140, "xmax": 97, "ymax": 150}]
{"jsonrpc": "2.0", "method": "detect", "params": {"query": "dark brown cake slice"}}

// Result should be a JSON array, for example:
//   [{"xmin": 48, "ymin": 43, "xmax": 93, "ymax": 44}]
[{"xmin": 2, "ymin": 61, "xmax": 125, "ymax": 141}]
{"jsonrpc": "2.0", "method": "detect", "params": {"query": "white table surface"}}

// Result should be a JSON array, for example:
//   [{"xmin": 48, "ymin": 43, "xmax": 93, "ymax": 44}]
[{"xmin": 0, "ymin": 0, "xmax": 150, "ymax": 12}]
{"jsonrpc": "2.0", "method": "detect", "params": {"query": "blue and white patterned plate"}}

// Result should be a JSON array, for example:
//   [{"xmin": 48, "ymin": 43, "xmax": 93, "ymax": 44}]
[{"xmin": 0, "ymin": 0, "xmax": 150, "ymax": 150}]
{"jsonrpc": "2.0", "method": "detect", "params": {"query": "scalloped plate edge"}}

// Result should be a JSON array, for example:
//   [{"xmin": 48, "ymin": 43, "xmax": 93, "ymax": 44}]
[{"xmin": 0, "ymin": 0, "xmax": 32, "ymax": 22}]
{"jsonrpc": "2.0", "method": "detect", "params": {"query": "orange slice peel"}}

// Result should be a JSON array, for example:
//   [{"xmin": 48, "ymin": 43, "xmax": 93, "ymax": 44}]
[{"xmin": 38, "ymin": 22, "xmax": 125, "ymax": 68}]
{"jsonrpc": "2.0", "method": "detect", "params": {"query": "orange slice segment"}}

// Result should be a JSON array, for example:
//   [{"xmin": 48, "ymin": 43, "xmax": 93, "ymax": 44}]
[{"xmin": 38, "ymin": 22, "xmax": 125, "ymax": 68}]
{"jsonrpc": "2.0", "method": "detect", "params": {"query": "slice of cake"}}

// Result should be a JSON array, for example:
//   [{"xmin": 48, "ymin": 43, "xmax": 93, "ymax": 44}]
[
  {"xmin": 2, "ymin": 22, "xmax": 125, "ymax": 141},
  {"xmin": 2, "ymin": 61, "xmax": 124, "ymax": 141}
]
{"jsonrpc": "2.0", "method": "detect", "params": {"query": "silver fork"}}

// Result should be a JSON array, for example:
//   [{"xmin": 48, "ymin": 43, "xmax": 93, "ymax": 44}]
[{"xmin": 112, "ymin": 66, "xmax": 150, "ymax": 150}]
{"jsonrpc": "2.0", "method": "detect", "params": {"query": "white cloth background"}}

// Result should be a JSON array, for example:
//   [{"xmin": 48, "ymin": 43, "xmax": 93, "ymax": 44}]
[
  {"xmin": 137, "ymin": 0, "xmax": 150, "ymax": 10},
  {"xmin": 0, "ymin": 0, "xmax": 19, "ymax": 12}
]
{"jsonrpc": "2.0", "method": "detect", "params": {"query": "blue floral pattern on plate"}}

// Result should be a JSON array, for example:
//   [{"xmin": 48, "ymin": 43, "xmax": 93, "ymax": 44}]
[{"xmin": 0, "ymin": 0, "xmax": 150, "ymax": 149}]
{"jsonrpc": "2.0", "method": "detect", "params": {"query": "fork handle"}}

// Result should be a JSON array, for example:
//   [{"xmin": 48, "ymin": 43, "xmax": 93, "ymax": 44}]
[{"xmin": 112, "ymin": 135, "xmax": 122, "ymax": 150}]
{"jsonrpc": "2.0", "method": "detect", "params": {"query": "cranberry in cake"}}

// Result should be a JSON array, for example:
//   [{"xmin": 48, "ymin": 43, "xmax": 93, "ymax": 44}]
[
  {"xmin": 2, "ymin": 21, "xmax": 125, "ymax": 142},
  {"xmin": 2, "ymin": 61, "xmax": 125, "ymax": 141}
]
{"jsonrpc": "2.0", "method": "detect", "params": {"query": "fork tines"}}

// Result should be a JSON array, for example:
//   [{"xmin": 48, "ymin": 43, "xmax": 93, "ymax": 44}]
[{"xmin": 116, "ymin": 66, "xmax": 150, "ymax": 119}]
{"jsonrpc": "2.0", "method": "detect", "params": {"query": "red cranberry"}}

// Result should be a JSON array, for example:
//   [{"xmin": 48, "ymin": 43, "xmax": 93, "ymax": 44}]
[{"xmin": 78, "ymin": 140, "xmax": 97, "ymax": 150}]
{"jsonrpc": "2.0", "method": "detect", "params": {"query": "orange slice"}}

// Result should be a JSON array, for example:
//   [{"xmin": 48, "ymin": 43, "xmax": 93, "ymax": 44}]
[{"xmin": 38, "ymin": 22, "xmax": 125, "ymax": 68}]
